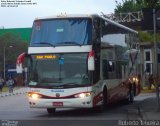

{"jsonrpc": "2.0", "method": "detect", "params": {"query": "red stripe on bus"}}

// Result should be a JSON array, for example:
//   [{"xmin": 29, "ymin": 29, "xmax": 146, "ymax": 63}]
[
  {"xmin": 93, "ymin": 92, "xmax": 103, "ymax": 107},
  {"xmin": 28, "ymin": 91, "xmax": 91, "ymax": 99}
]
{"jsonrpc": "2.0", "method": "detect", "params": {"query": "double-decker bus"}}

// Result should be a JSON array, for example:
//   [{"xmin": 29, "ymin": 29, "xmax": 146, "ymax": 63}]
[{"xmin": 16, "ymin": 14, "xmax": 140, "ymax": 114}]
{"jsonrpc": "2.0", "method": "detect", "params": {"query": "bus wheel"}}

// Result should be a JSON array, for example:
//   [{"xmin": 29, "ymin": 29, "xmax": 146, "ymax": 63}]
[
  {"xmin": 102, "ymin": 88, "xmax": 108, "ymax": 109},
  {"xmin": 47, "ymin": 108, "xmax": 56, "ymax": 114}
]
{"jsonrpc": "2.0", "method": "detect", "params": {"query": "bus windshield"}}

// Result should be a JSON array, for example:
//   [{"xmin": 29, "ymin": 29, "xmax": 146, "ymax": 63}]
[
  {"xmin": 30, "ymin": 18, "xmax": 92, "ymax": 46},
  {"xmin": 28, "ymin": 53, "xmax": 91, "ymax": 88}
]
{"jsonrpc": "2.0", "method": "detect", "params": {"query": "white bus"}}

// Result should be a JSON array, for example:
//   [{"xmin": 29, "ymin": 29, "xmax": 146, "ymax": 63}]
[{"xmin": 16, "ymin": 14, "xmax": 140, "ymax": 114}]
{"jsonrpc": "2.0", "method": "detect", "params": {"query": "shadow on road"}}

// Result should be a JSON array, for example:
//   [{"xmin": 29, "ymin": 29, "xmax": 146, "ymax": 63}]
[{"xmin": 37, "ymin": 100, "xmax": 136, "ymax": 118}]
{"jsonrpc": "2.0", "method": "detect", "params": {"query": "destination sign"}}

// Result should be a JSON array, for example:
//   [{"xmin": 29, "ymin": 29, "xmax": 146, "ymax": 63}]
[{"xmin": 35, "ymin": 55, "xmax": 57, "ymax": 59}]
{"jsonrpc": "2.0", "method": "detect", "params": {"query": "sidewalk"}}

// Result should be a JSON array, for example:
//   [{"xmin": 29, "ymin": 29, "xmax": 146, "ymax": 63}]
[
  {"xmin": 138, "ymin": 93, "xmax": 160, "ymax": 120},
  {"xmin": 140, "ymin": 85, "xmax": 159, "ymax": 93},
  {"xmin": 0, "ymin": 86, "xmax": 28, "ymax": 97}
]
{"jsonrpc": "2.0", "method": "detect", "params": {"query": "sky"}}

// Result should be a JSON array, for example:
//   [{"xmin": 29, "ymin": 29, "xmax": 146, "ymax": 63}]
[{"xmin": 0, "ymin": 0, "xmax": 121, "ymax": 28}]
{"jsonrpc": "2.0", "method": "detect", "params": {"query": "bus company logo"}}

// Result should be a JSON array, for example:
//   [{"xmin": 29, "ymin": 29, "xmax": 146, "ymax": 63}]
[
  {"xmin": 56, "ymin": 93, "xmax": 60, "ymax": 98},
  {"xmin": 31, "ymin": 89, "xmax": 40, "ymax": 92},
  {"xmin": 51, "ymin": 89, "xmax": 64, "ymax": 92}
]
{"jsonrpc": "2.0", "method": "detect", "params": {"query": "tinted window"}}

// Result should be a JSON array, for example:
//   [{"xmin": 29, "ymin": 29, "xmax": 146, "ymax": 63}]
[
  {"xmin": 28, "ymin": 53, "xmax": 90, "ymax": 88},
  {"xmin": 30, "ymin": 18, "xmax": 92, "ymax": 46}
]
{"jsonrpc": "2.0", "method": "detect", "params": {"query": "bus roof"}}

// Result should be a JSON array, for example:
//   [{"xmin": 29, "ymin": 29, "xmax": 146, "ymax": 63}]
[
  {"xmin": 34, "ymin": 13, "xmax": 138, "ymax": 35},
  {"xmin": 34, "ymin": 14, "xmax": 97, "ymax": 20},
  {"xmin": 99, "ymin": 15, "xmax": 138, "ymax": 34}
]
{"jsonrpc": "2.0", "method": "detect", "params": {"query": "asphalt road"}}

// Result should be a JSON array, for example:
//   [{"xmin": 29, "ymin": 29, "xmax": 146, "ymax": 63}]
[{"xmin": 0, "ymin": 93, "xmax": 150, "ymax": 126}]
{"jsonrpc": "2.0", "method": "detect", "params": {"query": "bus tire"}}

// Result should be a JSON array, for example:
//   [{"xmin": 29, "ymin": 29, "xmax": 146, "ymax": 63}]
[
  {"xmin": 92, "ymin": 87, "xmax": 108, "ymax": 112},
  {"xmin": 47, "ymin": 108, "xmax": 56, "ymax": 114},
  {"xmin": 102, "ymin": 87, "xmax": 108, "ymax": 109}
]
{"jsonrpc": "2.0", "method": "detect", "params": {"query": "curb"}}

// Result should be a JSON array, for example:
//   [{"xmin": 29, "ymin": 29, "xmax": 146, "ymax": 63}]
[
  {"xmin": 0, "ymin": 91, "xmax": 27, "ymax": 97},
  {"xmin": 140, "ymin": 89, "xmax": 155, "ymax": 93},
  {"xmin": 141, "ymin": 86, "xmax": 160, "ymax": 93},
  {"xmin": 0, "ymin": 88, "xmax": 28, "ymax": 98}
]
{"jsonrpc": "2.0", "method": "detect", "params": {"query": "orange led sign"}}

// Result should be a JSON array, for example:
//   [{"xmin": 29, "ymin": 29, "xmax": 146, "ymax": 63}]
[{"xmin": 35, "ymin": 55, "xmax": 57, "ymax": 59}]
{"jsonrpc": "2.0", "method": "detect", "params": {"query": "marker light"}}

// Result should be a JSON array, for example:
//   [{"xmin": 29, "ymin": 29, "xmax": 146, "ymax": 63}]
[
  {"xmin": 132, "ymin": 77, "xmax": 139, "ymax": 83},
  {"xmin": 133, "ymin": 77, "xmax": 136, "ymax": 81}
]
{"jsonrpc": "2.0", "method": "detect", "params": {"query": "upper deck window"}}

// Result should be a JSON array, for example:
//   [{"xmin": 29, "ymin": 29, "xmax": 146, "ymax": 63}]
[{"xmin": 30, "ymin": 18, "xmax": 92, "ymax": 46}]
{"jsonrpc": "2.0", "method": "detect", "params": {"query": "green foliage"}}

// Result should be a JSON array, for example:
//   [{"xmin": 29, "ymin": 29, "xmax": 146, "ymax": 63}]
[
  {"xmin": 114, "ymin": 0, "xmax": 160, "ymax": 44},
  {"xmin": 115, "ymin": 0, "xmax": 160, "ymax": 13},
  {"xmin": 138, "ymin": 31, "xmax": 153, "ymax": 42},
  {"xmin": 115, "ymin": 0, "xmax": 141, "ymax": 13},
  {"xmin": 138, "ymin": 31, "xmax": 160, "ymax": 43},
  {"xmin": 141, "ymin": 0, "xmax": 160, "ymax": 8},
  {"xmin": 0, "ymin": 32, "xmax": 28, "ymax": 72},
  {"xmin": 1, "ymin": 86, "xmax": 9, "ymax": 92}
]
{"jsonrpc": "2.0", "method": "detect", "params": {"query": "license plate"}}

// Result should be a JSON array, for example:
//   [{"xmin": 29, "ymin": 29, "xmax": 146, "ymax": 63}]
[{"xmin": 53, "ymin": 102, "xmax": 63, "ymax": 106}]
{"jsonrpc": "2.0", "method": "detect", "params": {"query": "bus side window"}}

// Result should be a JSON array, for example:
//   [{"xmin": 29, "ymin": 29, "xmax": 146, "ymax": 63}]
[
  {"xmin": 102, "ymin": 60, "xmax": 115, "ymax": 79},
  {"xmin": 108, "ymin": 61, "xmax": 115, "ymax": 72},
  {"xmin": 102, "ymin": 60, "xmax": 108, "ymax": 79}
]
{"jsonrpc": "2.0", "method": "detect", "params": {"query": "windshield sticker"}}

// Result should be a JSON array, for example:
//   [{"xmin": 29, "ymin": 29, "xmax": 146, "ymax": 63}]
[
  {"xmin": 59, "ymin": 57, "xmax": 64, "ymax": 65},
  {"xmin": 56, "ymin": 28, "xmax": 64, "ymax": 32},
  {"xmin": 36, "ymin": 26, "xmax": 40, "ymax": 31},
  {"xmin": 29, "ymin": 81, "xmax": 38, "ymax": 86},
  {"xmin": 35, "ymin": 21, "xmax": 42, "ymax": 31}
]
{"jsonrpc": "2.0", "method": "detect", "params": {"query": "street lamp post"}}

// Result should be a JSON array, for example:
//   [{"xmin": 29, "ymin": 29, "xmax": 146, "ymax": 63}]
[
  {"xmin": 3, "ymin": 46, "xmax": 5, "ymax": 81},
  {"xmin": 3, "ymin": 45, "xmax": 13, "ymax": 81},
  {"xmin": 153, "ymin": 9, "xmax": 160, "ymax": 109}
]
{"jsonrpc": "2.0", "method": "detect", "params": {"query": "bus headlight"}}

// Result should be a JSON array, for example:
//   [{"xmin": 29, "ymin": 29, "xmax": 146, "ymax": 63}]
[
  {"xmin": 28, "ymin": 93, "xmax": 41, "ymax": 99},
  {"xmin": 74, "ymin": 92, "xmax": 91, "ymax": 98}
]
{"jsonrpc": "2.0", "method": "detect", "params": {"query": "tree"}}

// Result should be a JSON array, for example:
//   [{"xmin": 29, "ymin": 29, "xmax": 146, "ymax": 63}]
[
  {"xmin": 0, "ymin": 32, "xmax": 28, "ymax": 76},
  {"xmin": 138, "ymin": 31, "xmax": 153, "ymax": 42},
  {"xmin": 114, "ymin": 0, "xmax": 160, "ymax": 43},
  {"xmin": 115, "ymin": 0, "xmax": 140, "ymax": 13},
  {"xmin": 140, "ymin": 0, "xmax": 160, "ymax": 8},
  {"xmin": 115, "ymin": 0, "xmax": 160, "ymax": 13}
]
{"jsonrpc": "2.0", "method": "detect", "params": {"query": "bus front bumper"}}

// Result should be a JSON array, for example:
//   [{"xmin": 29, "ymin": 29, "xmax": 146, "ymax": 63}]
[{"xmin": 28, "ymin": 97, "xmax": 93, "ymax": 108}]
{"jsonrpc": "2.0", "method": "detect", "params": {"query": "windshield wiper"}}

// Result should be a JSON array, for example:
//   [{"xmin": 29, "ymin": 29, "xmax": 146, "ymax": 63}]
[
  {"xmin": 60, "ymin": 83, "xmax": 83, "ymax": 87},
  {"xmin": 31, "ymin": 42, "xmax": 55, "ymax": 47},
  {"xmin": 55, "ymin": 42, "xmax": 82, "ymax": 46},
  {"xmin": 40, "ymin": 78, "xmax": 61, "ymax": 83}
]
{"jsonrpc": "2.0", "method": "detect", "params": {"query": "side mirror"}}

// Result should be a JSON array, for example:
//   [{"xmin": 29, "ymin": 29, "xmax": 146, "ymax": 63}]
[
  {"xmin": 16, "ymin": 52, "xmax": 27, "ymax": 74},
  {"xmin": 16, "ymin": 63, "xmax": 23, "ymax": 74},
  {"xmin": 88, "ymin": 51, "xmax": 95, "ymax": 71}
]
